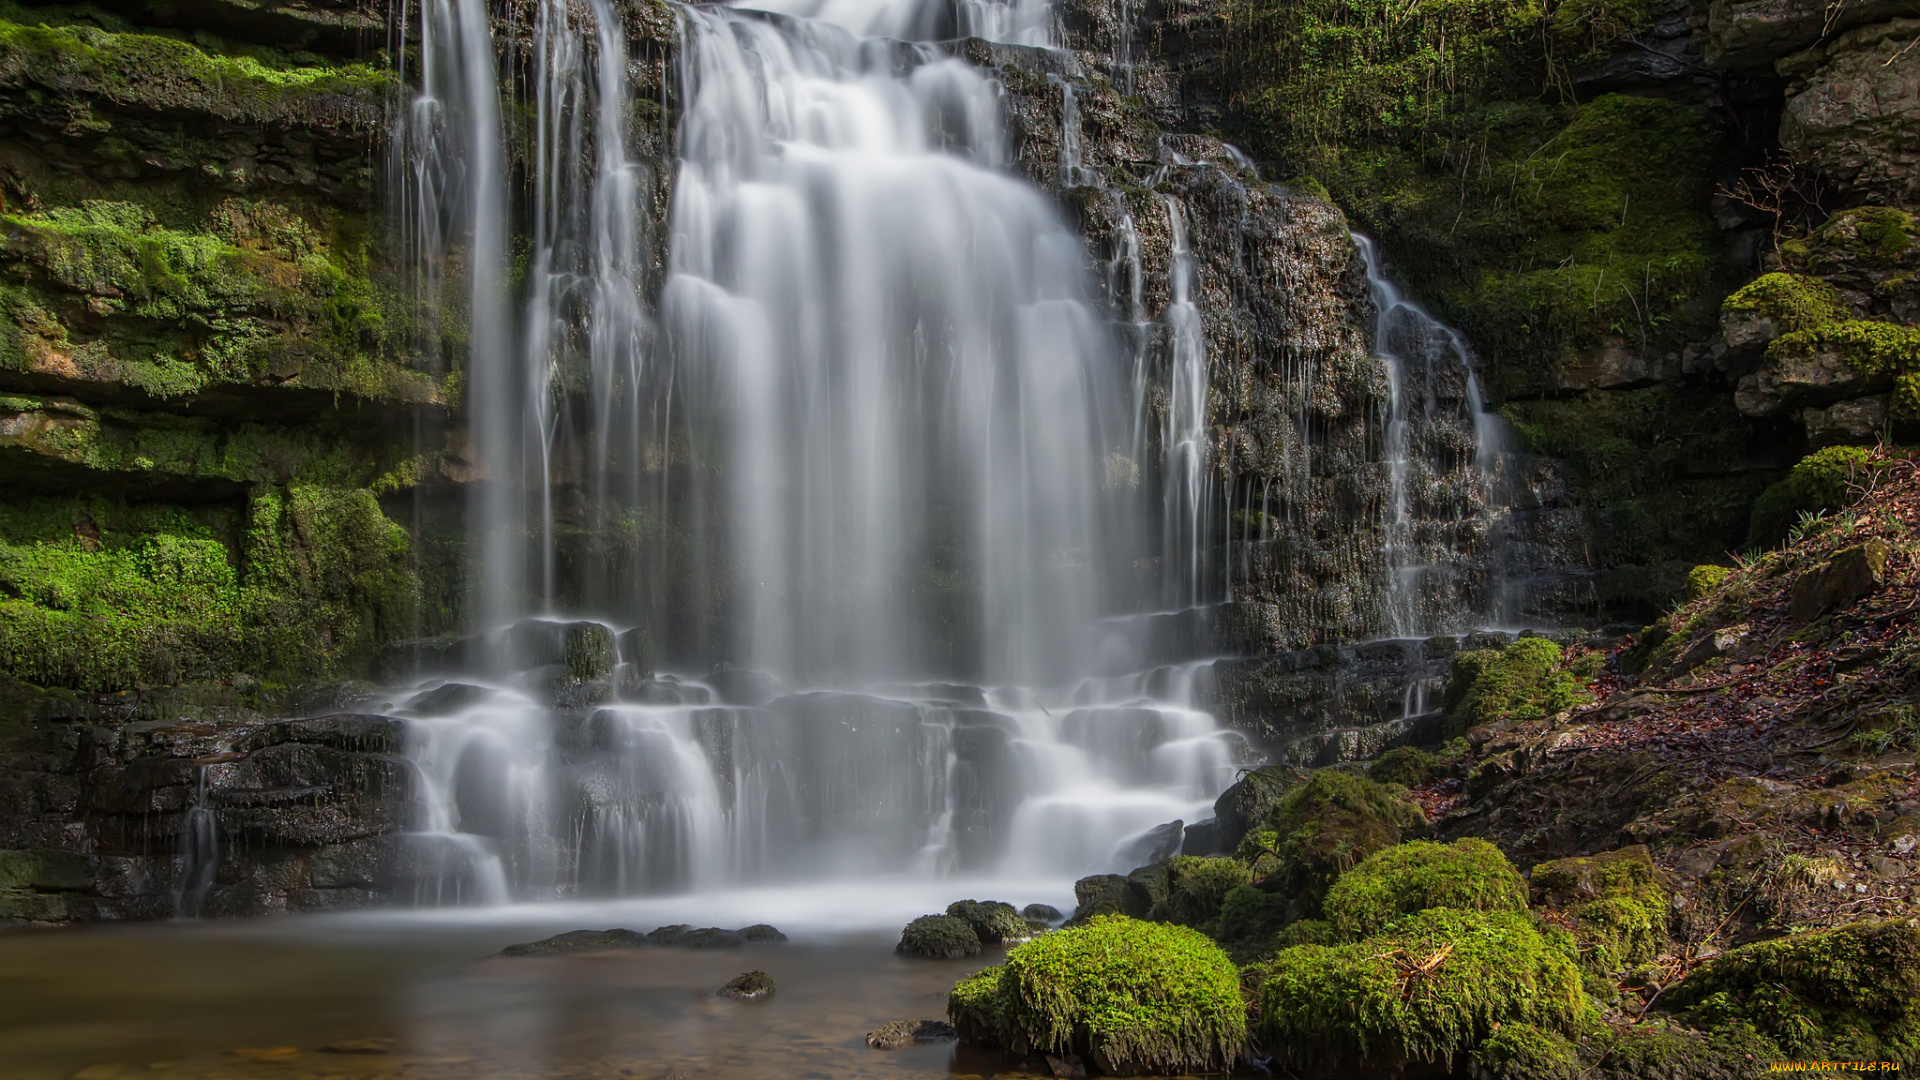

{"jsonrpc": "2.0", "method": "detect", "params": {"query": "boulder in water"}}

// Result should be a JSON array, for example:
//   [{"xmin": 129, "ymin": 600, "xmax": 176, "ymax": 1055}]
[
  {"xmin": 496, "ymin": 928, "xmax": 647, "ymax": 956},
  {"xmin": 1021, "ymin": 903, "xmax": 1064, "ymax": 924},
  {"xmin": 717, "ymin": 970, "xmax": 775, "ymax": 1000},
  {"xmin": 866, "ymin": 1019, "xmax": 956, "ymax": 1049},
  {"xmin": 945, "ymin": 899, "xmax": 1028, "ymax": 944},
  {"xmin": 897, "ymin": 914, "xmax": 982, "ymax": 958}
]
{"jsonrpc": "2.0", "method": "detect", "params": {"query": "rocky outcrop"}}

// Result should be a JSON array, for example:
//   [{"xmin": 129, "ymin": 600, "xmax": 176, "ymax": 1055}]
[
  {"xmin": 1780, "ymin": 18, "xmax": 1920, "ymax": 211},
  {"xmin": 0, "ymin": 681, "xmax": 413, "ymax": 920},
  {"xmin": 1702, "ymin": 0, "xmax": 1916, "ymax": 69}
]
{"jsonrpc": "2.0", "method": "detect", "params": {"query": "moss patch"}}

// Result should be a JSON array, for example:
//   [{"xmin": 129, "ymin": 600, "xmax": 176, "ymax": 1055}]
[
  {"xmin": 1749, "ymin": 445, "xmax": 1878, "ymax": 546},
  {"xmin": 1148, "ymin": 855, "xmax": 1253, "ymax": 928},
  {"xmin": 898, "ymin": 914, "xmax": 982, "ymax": 959},
  {"xmin": 1445, "ymin": 638, "xmax": 1592, "ymax": 735},
  {"xmin": 948, "ymin": 915, "xmax": 1246, "ymax": 1074},
  {"xmin": 1250, "ymin": 770, "xmax": 1426, "ymax": 909},
  {"xmin": 1530, "ymin": 845, "xmax": 1669, "ymax": 977},
  {"xmin": 1255, "ymin": 908, "xmax": 1590, "ymax": 1072},
  {"xmin": 1664, "ymin": 919, "xmax": 1920, "ymax": 1062},
  {"xmin": 1325, "ymin": 838, "xmax": 1530, "ymax": 941}
]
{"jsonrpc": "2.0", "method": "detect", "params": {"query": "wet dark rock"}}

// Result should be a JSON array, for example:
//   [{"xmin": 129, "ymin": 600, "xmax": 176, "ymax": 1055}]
[
  {"xmin": 1209, "ymin": 764, "xmax": 1303, "ymax": 852},
  {"xmin": 1198, "ymin": 638, "xmax": 1448, "ymax": 756},
  {"xmin": 406, "ymin": 683, "xmax": 493, "ymax": 716},
  {"xmin": 897, "ymin": 913, "xmax": 982, "ymax": 958},
  {"xmin": 1181, "ymin": 817, "xmax": 1225, "ymax": 856},
  {"xmin": 1021, "ymin": 903, "xmax": 1064, "ymax": 924},
  {"xmin": 618, "ymin": 672, "xmax": 710, "ymax": 705},
  {"xmin": 497, "ymin": 928, "xmax": 649, "ymax": 956},
  {"xmin": 1112, "ymin": 819, "xmax": 1184, "ymax": 868},
  {"xmin": 717, "ymin": 969, "xmax": 775, "ymax": 1000},
  {"xmin": 1070, "ymin": 873, "xmax": 1146, "ymax": 922},
  {"xmin": 866, "ymin": 1019, "xmax": 956, "ymax": 1049}
]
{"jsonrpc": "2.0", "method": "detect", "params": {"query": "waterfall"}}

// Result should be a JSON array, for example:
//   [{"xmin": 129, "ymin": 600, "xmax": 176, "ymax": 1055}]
[
  {"xmin": 1160, "ymin": 194, "xmax": 1213, "ymax": 610},
  {"xmin": 387, "ymin": 0, "xmax": 1246, "ymax": 904},
  {"xmin": 1356, "ymin": 234, "xmax": 1509, "ymax": 637}
]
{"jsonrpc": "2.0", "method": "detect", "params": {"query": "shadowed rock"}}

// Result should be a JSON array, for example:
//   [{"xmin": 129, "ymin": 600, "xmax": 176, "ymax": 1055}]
[
  {"xmin": 717, "ymin": 970, "xmax": 775, "ymax": 1000},
  {"xmin": 866, "ymin": 1019, "xmax": 956, "ymax": 1048}
]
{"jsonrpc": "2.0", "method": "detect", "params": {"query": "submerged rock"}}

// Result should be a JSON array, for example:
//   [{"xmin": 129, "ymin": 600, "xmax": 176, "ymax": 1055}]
[
  {"xmin": 717, "ymin": 969, "xmax": 775, "ymax": 1000},
  {"xmin": 497, "ymin": 929, "xmax": 648, "ymax": 956},
  {"xmin": 497, "ymin": 924, "xmax": 784, "ymax": 956},
  {"xmin": 897, "ymin": 914, "xmax": 982, "ymax": 958},
  {"xmin": 865, "ymin": 1019, "xmax": 956, "ymax": 1049}
]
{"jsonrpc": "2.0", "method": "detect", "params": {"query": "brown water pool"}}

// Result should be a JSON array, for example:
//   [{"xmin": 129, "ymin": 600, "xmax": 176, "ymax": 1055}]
[{"xmin": 0, "ymin": 918, "xmax": 1034, "ymax": 1080}]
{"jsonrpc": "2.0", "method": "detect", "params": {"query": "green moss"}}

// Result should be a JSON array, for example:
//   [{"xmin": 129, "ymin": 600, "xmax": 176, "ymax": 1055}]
[
  {"xmin": 1213, "ymin": 883, "xmax": 1292, "ymax": 954},
  {"xmin": 0, "ymin": 19, "xmax": 388, "ymax": 124},
  {"xmin": 948, "ymin": 964, "xmax": 1013, "ymax": 1046},
  {"xmin": 1444, "ymin": 638, "xmax": 1592, "ymax": 734},
  {"xmin": 1324, "ymin": 838, "xmax": 1530, "ymax": 941},
  {"xmin": 1782, "ymin": 207, "xmax": 1919, "ymax": 274},
  {"xmin": 1768, "ymin": 320, "xmax": 1920, "ymax": 421},
  {"xmin": 948, "ymin": 915, "xmax": 1246, "ymax": 1074},
  {"xmin": 1530, "ymin": 846, "xmax": 1669, "ymax": 976},
  {"xmin": 946, "ymin": 899, "xmax": 1029, "ymax": 945},
  {"xmin": 1258, "ymin": 770, "xmax": 1426, "ymax": 908},
  {"xmin": 1749, "ymin": 445, "xmax": 1877, "ymax": 547},
  {"xmin": 1686, "ymin": 564, "xmax": 1731, "ymax": 600},
  {"xmin": 1368, "ymin": 745, "xmax": 1438, "ymax": 787},
  {"xmin": 898, "ymin": 914, "xmax": 981, "ymax": 959},
  {"xmin": 0, "ymin": 483, "xmax": 418, "ymax": 692},
  {"xmin": 1722, "ymin": 273, "xmax": 1849, "ymax": 334},
  {"xmin": 0, "ymin": 201, "xmax": 429, "ymax": 403},
  {"xmin": 1665, "ymin": 920, "xmax": 1920, "ymax": 1061},
  {"xmin": 1148, "ymin": 855, "xmax": 1253, "ymax": 928},
  {"xmin": 1471, "ymin": 1022, "xmax": 1579, "ymax": 1080},
  {"xmin": 1255, "ymin": 908, "xmax": 1590, "ymax": 1071}
]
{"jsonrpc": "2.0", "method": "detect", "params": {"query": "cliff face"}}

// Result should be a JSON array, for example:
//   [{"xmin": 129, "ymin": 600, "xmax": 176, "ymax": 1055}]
[{"xmin": 1208, "ymin": 0, "xmax": 1920, "ymax": 613}]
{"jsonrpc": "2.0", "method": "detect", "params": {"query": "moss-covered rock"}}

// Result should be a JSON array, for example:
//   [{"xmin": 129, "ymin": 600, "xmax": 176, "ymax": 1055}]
[
  {"xmin": 1255, "ymin": 908, "xmax": 1591, "ymax": 1073},
  {"xmin": 947, "ymin": 915, "xmax": 1246, "ymax": 1074},
  {"xmin": 1749, "ymin": 445, "xmax": 1879, "ymax": 546},
  {"xmin": 1325, "ymin": 838, "xmax": 1530, "ymax": 941},
  {"xmin": 897, "ymin": 914, "xmax": 982, "ymax": 959},
  {"xmin": 1368, "ymin": 745, "xmax": 1439, "ymax": 787},
  {"xmin": 1147, "ymin": 855, "xmax": 1252, "ymax": 928},
  {"xmin": 1252, "ymin": 770, "xmax": 1427, "ymax": 910},
  {"xmin": 1664, "ymin": 919, "xmax": 1920, "ymax": 1062},
  {"xmin": 946, "ymin": 899, "xmax": 1030, "ymax": 945},
  {"xmin": 1686, "ymin": 565, "xmax": 1732, "ymax": 600},
  {"xmin": 1470, "ymin": 1022, "xmax": 1580, "ymax": 1080},
  {"xmin": 1445, "ymin": 638, "xmax": 1592, "ymax": 735},
  {"xmin": 1529, "ymin": 846, "xmax": 1669, "ymax": 976}
]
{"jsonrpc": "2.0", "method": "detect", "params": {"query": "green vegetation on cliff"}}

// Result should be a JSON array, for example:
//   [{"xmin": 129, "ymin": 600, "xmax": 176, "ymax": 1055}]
[{"xmin": 0, "ymin": 485, "xmax": 417, "ymax": 690}]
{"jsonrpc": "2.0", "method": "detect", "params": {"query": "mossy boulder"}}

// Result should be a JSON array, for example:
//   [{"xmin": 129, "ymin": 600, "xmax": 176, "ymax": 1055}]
[
  {"xmin": 1444, "ymin": 638, "xmax": 1592, "ymax": 736},
  {"xmin": 898, "ymin": 914, "xmax": 982, "ymax": 959},
  {"xmin": 1212, "ymin": 883, "xmax": 1291, "ymax": 951},
  {"xmin": 1665, "ymin": 919, "xmax": 1920, "ymax": 1061},
  {"xmin": 1255, "ymin": 908, "xmax": 1590, "ymax": 1074},
  {"xmin": 1368, "ymin": 745, "xmax": 1438, "ymax": 787},
  {"xmin": 1146, "ymin": 855, "xmax": 1252, "ymax": 928},
  {"xmin": 1529, "ymin": 846, "xmax": 1669, "ymax": 976},
  {"xmin": 1209, "ymin": 763, "xmax": 1301, "ymax": 850},
  {"xmin": 946, "ymin": 899, "xmax": 1029, "ymax": 944},
  {"xmin": 1325, "ymin": 838, "xmax": 1529, "ymax": 942},
  {"xmin": 1248, "ymin": 770, "xmax": 1426, "ymax": 910},
  {"xmin": 1749, "ymin": 445, "xmax": 1878, "ymax": 545},
  {"xmin": 1469, "ymin": 1022, "xmax": 1579, "ymax": 1080},
  {"xmin": 946, "ymin": 915, "xmax": 1246, "ymax": 1074},
  {"xmin": 1070, "ymin": 872, "xmax": 1146, "ymax": 922}
]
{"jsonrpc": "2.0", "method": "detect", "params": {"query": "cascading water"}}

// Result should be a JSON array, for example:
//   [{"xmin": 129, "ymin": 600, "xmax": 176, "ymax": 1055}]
[
  {"xmin": 388, "ymin": 0, "xmax": 1247, "ymax": 905},
  {"xmin": 1160, "ymin": 194, "xmax": 1213, "ymax": 610},
  {"xmin": 1357, "ymin": 234, "xmax": 1510, "ymax": 637}
]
